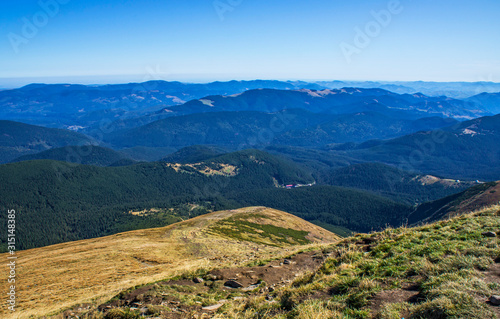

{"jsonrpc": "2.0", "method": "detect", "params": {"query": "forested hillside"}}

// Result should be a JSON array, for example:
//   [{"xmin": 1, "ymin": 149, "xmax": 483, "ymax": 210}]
[
  {"xmin": 0, "ymin": 150, "xmax": 412, "ymax": 250},
  {"xmin": 12, "ymin": 145, "xmax": 134, "ymax": 166},
  {"xmin": 0, "ymin": 120, "xmax": 93, "ymax": 163}
]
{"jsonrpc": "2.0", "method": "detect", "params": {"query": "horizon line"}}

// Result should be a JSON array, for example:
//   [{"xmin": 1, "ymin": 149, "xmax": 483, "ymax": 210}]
[{"xmin": 1, "ymin": 77, "xmax": 500, "ymax": 89}]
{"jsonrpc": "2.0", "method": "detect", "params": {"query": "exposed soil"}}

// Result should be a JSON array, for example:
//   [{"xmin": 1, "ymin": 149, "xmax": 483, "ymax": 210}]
[
  {"xmin": 65, "ymin": 229, "xmax": 500, "ymax": 319},
  {"xmin": 483, "ymin": 261, "xmax": 500, "ymax": 285},
  {"xmin": 369, "ymin": 288, "xmax": 420, "ymax": 317},
  {"xmin": 208, "ymin": 250, "xmax": 326, "ymax": 288},
  {"xmin": 482, "ymin": 261, "xmax": 500, "ymax": 317},
  {"xmin": 93, "ymin": 250, "xmax": 329, "ymax": 318}
]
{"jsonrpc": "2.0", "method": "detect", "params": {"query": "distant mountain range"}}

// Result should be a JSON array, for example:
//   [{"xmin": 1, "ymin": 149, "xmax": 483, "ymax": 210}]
[
  {"xmin": 2, "ymin": 79, "xmax": 500, "ymax": 252},
  {"xmin": 318, "ymin": 80, "xmax": 500, "ymax": 99},
  {"xmin": 0, "ymin": 80, "xmax": 322, "ymax": 128},
  {"xmin": 157, "ymin": 87, "xmax": 489, "ymax": 120},
  {"xmin": 1, "ymin": 81, "xmax": 498, "ymax": 133}
]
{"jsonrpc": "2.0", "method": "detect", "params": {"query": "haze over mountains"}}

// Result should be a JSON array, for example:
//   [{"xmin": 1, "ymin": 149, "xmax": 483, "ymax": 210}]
[
  {"xmin": 1, "ymin": 79, "xmax": 500, "ymax": 318},
  {"xmin": 4, "ymin": 0, "xmax": 500, "ymax": 315},
  {"xmin": 1, "ymin": 80, "xmax": 499, "ymax": 132}
]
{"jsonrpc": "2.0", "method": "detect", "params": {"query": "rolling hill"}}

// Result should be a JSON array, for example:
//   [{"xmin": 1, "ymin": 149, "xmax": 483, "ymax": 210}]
[
  {"xmin": 320, "ymin": 162, "xmax": 475, "ymax": 205},
  {"xmin": 343, "ymin": 114, "xmax": 500, "ymax": 180},
  {"xmin": 159, "ymin": 87, "xmax": 489, "ymax": 119},
  {"xmin": 106, "ymin": 109, "xmax": 458, "ymax": 149},
  {"xmin": 105, "ymin": 110, "xmax": 318, "ymax": 148},
  {"xmin": 30, "ymin": 205, "xmax": 500, "ymax": 319},
  {"xmin": 0, "ymin": 120, "xmax": 94, "ymax": 163},
  {"xmin": 0, "ymin": 149, "xmax": 416, "ymax": 251},
  {"xmin": 0, "ymin": 207, "xmax": 339, "ymax": 319},
  {"xmin": 161, "ymin": 145, "xmax": 228, "ymax": 163},
  {"xmin": 466, "ymin": 92, "xmax": 500, "ymax": 114}
]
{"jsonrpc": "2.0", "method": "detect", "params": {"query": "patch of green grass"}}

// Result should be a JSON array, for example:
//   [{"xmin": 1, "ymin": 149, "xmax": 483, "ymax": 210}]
[
  {"xmin": 219, "ymin": 206, "xmax": 500, "ymax": 318},
  {"xmin": 95, "ymin": 206, "xmax": 500, "ymax": 319},
  {"xmin": 208, "ymin": 214, "xmax": 311, "ymax": 246}
]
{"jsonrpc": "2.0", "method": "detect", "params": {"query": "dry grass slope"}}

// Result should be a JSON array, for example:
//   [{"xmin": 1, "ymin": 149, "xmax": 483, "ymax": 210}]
[{"xmin": 0, "ymin": 207, "xmax": 338, "ymax": 319}]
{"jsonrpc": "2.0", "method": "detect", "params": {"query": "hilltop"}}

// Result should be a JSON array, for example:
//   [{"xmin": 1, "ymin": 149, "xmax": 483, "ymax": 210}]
[
  {"xmin": 0, "ymin": 207, "xmax": 339, "ymax": 319},
  {"xmin": 75, "ymin": 205, "xmax": 500, "ymax": 319}
]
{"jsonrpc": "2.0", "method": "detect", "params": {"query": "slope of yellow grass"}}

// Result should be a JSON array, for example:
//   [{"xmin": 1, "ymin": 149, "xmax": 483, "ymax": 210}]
[{"xmin": 0, "ymin": 207, "xmax": 338, "ymax": 318}]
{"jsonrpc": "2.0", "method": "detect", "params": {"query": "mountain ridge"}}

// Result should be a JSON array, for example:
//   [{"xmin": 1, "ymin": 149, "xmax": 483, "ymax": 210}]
[{"xmin": 0, "ymin": 206, "xmax": 339, "ymax": 319}]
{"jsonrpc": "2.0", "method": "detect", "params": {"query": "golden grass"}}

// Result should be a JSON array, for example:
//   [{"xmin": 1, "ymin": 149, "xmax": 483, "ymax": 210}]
[
  {"xmin": 166, "ymin": 163, "xmax": 238, "ymax": 176},
  {"xmin": 0, "ymin": 207, "xmax": 338, "ymax": 319},
  {"xmin": 127, "ymin": 208, "xmax": 161, "ymax": 216}
]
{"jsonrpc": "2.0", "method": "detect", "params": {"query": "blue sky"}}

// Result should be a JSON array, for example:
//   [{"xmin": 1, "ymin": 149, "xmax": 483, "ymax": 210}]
[{"xmin": 1, "ymin": 0, "xmax": 499, "ymax": 86}]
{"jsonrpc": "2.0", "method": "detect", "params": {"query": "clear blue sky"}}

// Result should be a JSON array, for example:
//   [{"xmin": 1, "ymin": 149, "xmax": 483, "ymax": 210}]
[{"xmin": 1, "ymin": 0, "xmax": 499, "ymax": 86}]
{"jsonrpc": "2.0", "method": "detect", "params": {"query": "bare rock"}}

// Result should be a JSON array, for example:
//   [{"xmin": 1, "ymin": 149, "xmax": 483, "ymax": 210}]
[
  {"xmin": 205, "ymin": 274, "xmax": 219, "ymax": 281},
  {"xmin": 193, "ymin": 277, "xmax": 204, "ymax": 283},
  {"xmin": 202, "ymin": 303, "xmax": 224, "ymax": 311},
  {"xmin": 242, "ymin": 284, "xmax": 260, "ymax": 292},
  {"xmin": 482, "ymin": 231, "xmax": 497, "ymax": 237},
  {"xmin": 490, "ymin": 295, "xmax": 500, "ymax": 305},
  {"xmin": 224, "ymin": 280, "xmax": 244, "ymax": 288}
]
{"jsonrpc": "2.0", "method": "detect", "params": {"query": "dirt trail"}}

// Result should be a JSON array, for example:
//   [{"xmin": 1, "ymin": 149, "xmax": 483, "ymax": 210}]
[{"xmin": 94, "ymin": 250, "xmax": 329, "ymax": 318}]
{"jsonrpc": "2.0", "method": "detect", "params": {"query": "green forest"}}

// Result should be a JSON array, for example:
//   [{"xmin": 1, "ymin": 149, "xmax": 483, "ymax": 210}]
[{"xmin": 0, "ymin": 150, "xmax": 415, "ymax": 251}]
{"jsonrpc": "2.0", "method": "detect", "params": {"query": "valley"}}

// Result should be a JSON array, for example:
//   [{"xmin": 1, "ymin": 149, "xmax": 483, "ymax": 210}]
[
  {"xmin": 3, "ymin": 1, "xmax": 500, "ymax": 317},
  {"xmin": 1, "ymin": 80, "xmax": 499, "ymax": 319}
]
